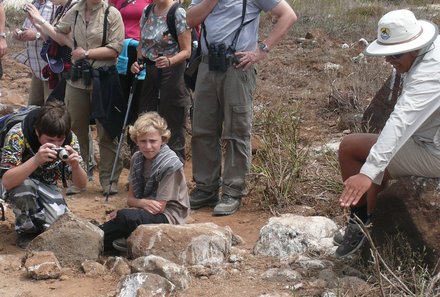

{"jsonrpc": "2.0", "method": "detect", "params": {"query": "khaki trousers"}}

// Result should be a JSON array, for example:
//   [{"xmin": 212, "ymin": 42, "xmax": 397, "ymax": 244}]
[
  {"xmin": 64, "ymin": 83, "xmax": 122, "ymax": 188},
  {"xmin": 191, "ymin": 62, "xmax": 256, "ymax": 197},
  {"xmin": 28, "ymin": 74, "xmax": 50, "ymax": 106}
]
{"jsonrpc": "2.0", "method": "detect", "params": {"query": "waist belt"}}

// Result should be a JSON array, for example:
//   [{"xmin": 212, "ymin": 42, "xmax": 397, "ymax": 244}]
[{"xmin": 201, "ymin": 55, "xmax": 235, "ymax": 66}]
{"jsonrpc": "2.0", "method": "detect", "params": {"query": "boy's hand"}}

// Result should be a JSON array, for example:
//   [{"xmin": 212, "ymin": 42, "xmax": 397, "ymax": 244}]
[
  {"xmin": 64, "ymin": 145, "xmax": 81, "ymax": 168},
  {"xmin": 34, "ymin": 143, "xmax": 57, "ymax": 166}
]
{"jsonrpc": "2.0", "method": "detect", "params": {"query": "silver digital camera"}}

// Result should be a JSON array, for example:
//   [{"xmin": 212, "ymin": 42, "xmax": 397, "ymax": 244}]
[{"xmin": 52, "ymin": 147, "xmax": 69, "ymax": 161}]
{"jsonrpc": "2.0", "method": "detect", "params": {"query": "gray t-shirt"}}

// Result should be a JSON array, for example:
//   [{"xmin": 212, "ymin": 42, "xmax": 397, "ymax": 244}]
[{"xmin": 191, "ymin": 0, "xmax": 280, "ymax": 54}]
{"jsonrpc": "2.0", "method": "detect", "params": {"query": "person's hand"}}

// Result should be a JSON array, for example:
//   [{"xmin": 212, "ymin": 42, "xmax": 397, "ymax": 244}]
[
  {"xmin": 235, "ymin": 49, "xmax": 267, "ymax": 70},
  {"xmin": 107, "ymin": 209, "xmax": 118, "ymax": 220},
  {"xmin": 33, "ymin": 143, "xmax": 58, "ymax": 166},
  {"xmin": 339, "ymin": 173, "xmax": 372, "ymax": 208},
  {"xmin": 71, "ymin": 46, "xmax": 86, "ymax": 61},
  {"xmin": 63, "ymin": 145, "xmax": 82, "ymax": 168},
  {"xmin": 0, "ymin": 38, "xmax": 6, "ymax": 58},
  {"xmin": 15, "ymin": 29, "xmax": 38, "ymax": 42},
  {"xmin": 24, "ymin": 4, "xmax": 42, "ymax": 23},
  {"xmin": 155, "ymin": 55, "xmax": 170, "ymax": 68},
  {"xmin": 141, "ymin": 199, "xmax": 166, "ymax": 214},
  {"xmin": 13, "ymin": 28, "xmax": 25, "ymax": 41},
  {"xmin": 130, "ymin": 61, "xmax": 142, "ymax": 74}
]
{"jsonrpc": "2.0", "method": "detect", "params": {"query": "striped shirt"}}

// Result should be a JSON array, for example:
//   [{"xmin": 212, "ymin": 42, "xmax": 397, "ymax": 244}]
[{"xmin": 13, "ymin": 0, "xmax": 56, "ymax": 80}]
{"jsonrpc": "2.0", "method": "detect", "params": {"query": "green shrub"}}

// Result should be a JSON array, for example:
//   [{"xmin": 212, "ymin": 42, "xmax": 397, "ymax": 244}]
[{"xmin": 251, "ymin": 101, "xmax": 309, "ymax": 209}]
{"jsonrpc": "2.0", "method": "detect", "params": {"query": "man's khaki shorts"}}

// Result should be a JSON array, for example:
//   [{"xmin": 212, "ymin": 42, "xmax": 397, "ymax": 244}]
[{"xmin": 387, "ymin": 137, "xmax": 440, "ymax": 179}]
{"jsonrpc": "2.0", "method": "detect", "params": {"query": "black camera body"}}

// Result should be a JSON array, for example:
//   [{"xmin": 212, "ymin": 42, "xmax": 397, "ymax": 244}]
[
  {"xmin": 52, "ymin": 147, "xmax": 69, "ymax": 161},
  {"xmin": 70, "ymin": 60, "xmax": 92, "ymax": 86},
  {"xmin": 208, "ymin": 43, "xmax": 239, "ymax": 72}
]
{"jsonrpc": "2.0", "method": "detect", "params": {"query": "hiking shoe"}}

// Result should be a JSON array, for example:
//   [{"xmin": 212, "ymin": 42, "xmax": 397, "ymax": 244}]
[
  {"xmin": 87, "ymin": 166, "xmax": 95, "ymax": 181},
  {"xmin": 334, "ymin": 222, "xmax": 367, "ymax": 258},
  {"xmin": 16, "ymin": 233, "xmax": 38, "ymax": 250},
  {"xmin": 103, "ymin": 183, "xmax": 118, "ymax": 196},
  {"xmin": 212, "ymin": 194, "xmax": 241, "ymax": 216},
  {"xmin": 333, "ymin": 230, "xmax": 344, "ymax": 246},
  {"xmin": 66, "ymin": 185, "xmax": 85, "ymax": 196},
  {"xmin": 190, "ymin": 189, "xmax": 219, "ymax": 209},
  {"xmin": 112, "ymin": 237, "xmax": 127, "ymax": 252}
]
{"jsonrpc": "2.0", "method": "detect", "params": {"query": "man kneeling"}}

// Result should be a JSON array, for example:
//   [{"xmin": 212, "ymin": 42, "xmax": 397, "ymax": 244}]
[{"xmin": 0, "ymin": 101, "xmax": 87, "ymax": 248}]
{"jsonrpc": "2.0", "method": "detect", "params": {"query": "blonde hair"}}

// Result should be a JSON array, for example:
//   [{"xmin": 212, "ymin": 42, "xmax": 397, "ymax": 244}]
[{"xmin": 129, "ymin": 112, "xmax": 171, "ymax": 143}]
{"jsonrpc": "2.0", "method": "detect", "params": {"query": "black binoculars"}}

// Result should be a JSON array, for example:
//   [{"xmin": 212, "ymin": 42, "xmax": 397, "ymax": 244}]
[
  {"xmin": 70, "ymin": 60, "xmax": 92, "ymax": 86},
  {"xmin": 208, "ymin": 43, "xmax": 240, "ymax": 72}
]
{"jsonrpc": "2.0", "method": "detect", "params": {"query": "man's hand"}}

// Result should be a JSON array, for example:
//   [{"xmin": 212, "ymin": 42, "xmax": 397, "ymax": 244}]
[
  {"xmin": 33, "ymin": 143, "xmax": 58, "ymax": 166},
  {"xmin": 17, "ymin": 29, "xmax": 38, "ymax": 42},
  {"xmin": 339, "ymin": 173, "xmax": 372, "ymax": 207},
  {"xmin": 141, "ymin": 199, "xmax": 167, "ymax": 214},
  {"xmin": 235, "ymin": 49, "xmax": 267, "ymax": 70}
]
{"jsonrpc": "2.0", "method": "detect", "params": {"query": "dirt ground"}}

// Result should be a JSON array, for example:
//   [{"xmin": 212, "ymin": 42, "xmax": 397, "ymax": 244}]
[{"xmin": 0, "ymin": 20, "xmax": 389, "ymax": 297}]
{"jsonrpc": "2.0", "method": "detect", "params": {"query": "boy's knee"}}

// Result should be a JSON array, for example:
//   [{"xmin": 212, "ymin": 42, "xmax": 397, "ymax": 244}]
[{"xmin": 115, "ymin": 209, "xmax": 134, "ymax": 223}]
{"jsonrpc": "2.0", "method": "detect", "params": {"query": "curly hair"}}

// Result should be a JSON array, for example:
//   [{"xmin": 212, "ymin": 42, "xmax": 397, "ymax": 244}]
[{"xmin": 129, "ymin": 112, "xmax": 171, "ymax": 143}]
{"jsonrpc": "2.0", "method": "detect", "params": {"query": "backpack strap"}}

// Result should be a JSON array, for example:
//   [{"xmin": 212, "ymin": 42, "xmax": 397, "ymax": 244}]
[
  {"xmin": 143, "ymin": 3, "xmax": 180, "ymax": 43},
  {"xmin": 143, "ymin": 3, "xmax": 154, "ymax": 27},
  {"xmin": 166, "ymin": 2, "xmax": 181, "ymax": 43}
]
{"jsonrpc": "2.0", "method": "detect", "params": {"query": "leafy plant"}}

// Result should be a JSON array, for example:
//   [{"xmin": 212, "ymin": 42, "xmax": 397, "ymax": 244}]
[{"xmin": 251, "ymin": 100, "xmax": 309, "ymax": 210}]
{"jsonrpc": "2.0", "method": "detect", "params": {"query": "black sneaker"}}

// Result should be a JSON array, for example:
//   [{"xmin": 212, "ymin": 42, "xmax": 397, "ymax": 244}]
[
  {"xmin": 190, "ymin": 189, "xmax": 219, "ymax": 209},
  {"xmin": 16, "ymin": 233, "xmax": 38, "ymax": 250},
  {"xmin": 112, "ymin": 238, "xmax": 127, "ymax": 252},
  {"xmin": 334, "ymin": 222, "xmax": 367, "ymax": 258},
  {"xmin": 333, "ymin": 230, "xmax": 344, "ymax": 246},
  {"xmin": 212, "ymin": 194, "xmax": 241, "ymax": 216}
]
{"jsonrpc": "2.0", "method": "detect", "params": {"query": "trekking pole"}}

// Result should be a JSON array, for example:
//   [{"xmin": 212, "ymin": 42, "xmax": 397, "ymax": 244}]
[
  {"xmin": 105, "ymin": 69, "xmax": 141, "ymax": 202},
  {"xmin": 156, "ymin": 53, "xmax": 163, "ymax": 112}
]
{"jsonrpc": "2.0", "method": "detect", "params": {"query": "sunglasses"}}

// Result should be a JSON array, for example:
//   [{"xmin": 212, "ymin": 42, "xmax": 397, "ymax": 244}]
[{"xmin": 389, "ymin": 53, "xmax": 405, "ymax": 59}]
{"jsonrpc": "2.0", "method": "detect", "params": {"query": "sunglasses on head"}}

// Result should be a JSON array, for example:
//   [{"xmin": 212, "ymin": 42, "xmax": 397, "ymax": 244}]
[{"xmin": 389, "ymin": 53, "xmax": 405, "ymax": 59}]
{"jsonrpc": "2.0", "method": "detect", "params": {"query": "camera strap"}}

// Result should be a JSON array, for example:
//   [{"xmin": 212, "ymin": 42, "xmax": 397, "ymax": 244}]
[{"xmin": 203, "ymin": 0, "xmax": 256, "ymax": 51}]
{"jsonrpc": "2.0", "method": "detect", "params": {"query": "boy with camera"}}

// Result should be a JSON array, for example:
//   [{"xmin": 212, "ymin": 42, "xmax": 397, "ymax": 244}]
[{"xmin": 0, "ymin": 101, "xmax": 87, "ymax": 248}]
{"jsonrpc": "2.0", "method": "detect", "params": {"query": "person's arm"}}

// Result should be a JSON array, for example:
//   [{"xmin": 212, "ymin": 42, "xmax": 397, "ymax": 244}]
[
  {"xmin": 0, "ymin": 3, "xmax": 7, "ymax": 58},
  {"xmin": 71, "ymin": 46, "xmax": 119, "ymax": 61},
  {"xmin": 64, "ymin": 145, "xmax": 87, "ymax": 189},
  {"xmin": 26, "ymin": 3, "xmax": 74, "ymax": 47},
  {"xmin": 156, "ymin": 30, "xmax": 191, "ymax": 68},
  {"xmin": 235, "ymin": 0, "xmax": 297, "ymax": 70},
  {"xmin": 127, "ymin": 185, "xmax": 167, "ymax": 214},
  {"xmin": 186, "ymin": 0, "xmax": 218, "ymax": 28},
  {"xmin": 2, "ymin": 143, "xmax": 59, "ymax": 190}
]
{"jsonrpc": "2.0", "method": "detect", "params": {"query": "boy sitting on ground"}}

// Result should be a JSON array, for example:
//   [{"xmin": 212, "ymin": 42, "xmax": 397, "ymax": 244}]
[
  {"xmin": 100, "ymin": 112, "xmax": 189, "ymax": 252},
  {"xmin": 0, "ymin": 101, "xmax": 87, "ymax": 248}
]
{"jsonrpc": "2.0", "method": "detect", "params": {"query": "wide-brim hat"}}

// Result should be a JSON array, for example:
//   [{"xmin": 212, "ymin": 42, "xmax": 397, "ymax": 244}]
[
  {"xmin": 365, "ymin": 9, "xmax": 438, "ymax": 56},
  {"xmin": 46, "ymin": 53, "xmax": 64, "ymax": 74}
]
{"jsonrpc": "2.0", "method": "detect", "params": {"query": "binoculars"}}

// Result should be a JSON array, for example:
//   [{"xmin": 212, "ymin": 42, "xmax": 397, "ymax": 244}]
[
  {"xmin": 70, "ymin": 60, "xmax": 92, "ymax": 86},
  {"xmin": 208, "ymin": 43, "xmax": 240, "ymax": 72}
]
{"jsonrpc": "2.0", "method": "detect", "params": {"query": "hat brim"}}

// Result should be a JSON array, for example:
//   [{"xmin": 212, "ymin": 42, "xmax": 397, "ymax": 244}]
[
  {"xmin": 48, "ymin": 57, "xmax": 64, "ymax": 74},
  {"xmin": 365, "ymin": 20, "xmax": 438, "ymax": 56}
]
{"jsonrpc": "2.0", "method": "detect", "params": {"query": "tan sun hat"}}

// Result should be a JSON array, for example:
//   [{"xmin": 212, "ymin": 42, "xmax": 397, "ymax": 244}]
[{"xmin": 365, "ymin": 9, "xmax": 438, "ymax": 56}]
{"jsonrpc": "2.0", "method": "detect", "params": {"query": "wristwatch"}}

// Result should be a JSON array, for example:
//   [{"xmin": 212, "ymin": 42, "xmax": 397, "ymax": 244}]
[
  {"xmin": 35, "ymin": 32, "xmax": 41, "ymax": 40},
  {"xmin": 84, "ymin": 50, "xmax": 90, "ymax": 59},
  {"xmin": 259, "ymin": 42, "xmax": 270, "ymax": 53},
  {"xmin": 0, "ymin": 32, "xmax": 6, "ymax": 39}
]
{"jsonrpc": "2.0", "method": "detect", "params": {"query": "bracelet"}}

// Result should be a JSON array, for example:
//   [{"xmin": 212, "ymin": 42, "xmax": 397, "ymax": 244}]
[{"xmin": 40, "ymin": 18, "xmax": 47, "ymax": 25}]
